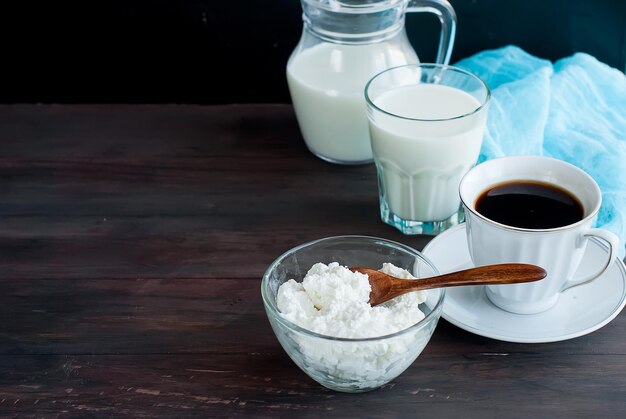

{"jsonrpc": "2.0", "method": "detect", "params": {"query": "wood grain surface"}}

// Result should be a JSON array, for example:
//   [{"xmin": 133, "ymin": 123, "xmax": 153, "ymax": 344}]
[{"xmin": 0, "ymin": 104, "xmax": 624, "ymax": 417}]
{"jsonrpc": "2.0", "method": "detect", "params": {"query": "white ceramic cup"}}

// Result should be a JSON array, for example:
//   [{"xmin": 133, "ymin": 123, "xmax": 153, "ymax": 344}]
[{"xmin": 459, "ymin": 156, "xmax": 620, "ymax": 314}]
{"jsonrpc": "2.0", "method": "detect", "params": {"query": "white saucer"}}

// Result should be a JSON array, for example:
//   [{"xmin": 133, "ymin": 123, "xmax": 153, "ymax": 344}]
[{"xmin": 422, "ymin": 223, "xmax": 626, "ymax": 343}]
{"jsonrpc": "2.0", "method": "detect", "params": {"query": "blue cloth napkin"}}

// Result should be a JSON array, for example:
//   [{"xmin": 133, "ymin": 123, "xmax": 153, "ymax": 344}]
[{"xmin": 456, "ymin": 46, "xmax": 626, "ymax": 257}]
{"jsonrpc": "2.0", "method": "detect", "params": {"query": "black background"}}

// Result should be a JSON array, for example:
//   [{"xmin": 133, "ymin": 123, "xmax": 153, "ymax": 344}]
[{"xmin": 3, "ymin": 0, "xmax": 625, "ymax": 104}]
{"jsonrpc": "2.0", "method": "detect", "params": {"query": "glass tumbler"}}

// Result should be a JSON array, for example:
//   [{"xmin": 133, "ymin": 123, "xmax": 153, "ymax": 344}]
[{"xmin": 365, "ymin": 63, "xmax": 490, "ymax": 235}]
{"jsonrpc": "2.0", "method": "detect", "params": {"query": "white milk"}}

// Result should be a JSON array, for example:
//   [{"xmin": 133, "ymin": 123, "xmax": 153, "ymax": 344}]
[
  {"xmin": 369, "ymin": 83, "xmax": 486, "ymax": 221},
  {"xmin": 287, "ymin": 42, "xmax": 417, "ymax": 164}
]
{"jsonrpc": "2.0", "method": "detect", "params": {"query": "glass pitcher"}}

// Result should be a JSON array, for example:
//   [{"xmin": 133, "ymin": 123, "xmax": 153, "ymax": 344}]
[{"xmin": 287, "ymin": 0, "xmax": 456, "ymax": 165}]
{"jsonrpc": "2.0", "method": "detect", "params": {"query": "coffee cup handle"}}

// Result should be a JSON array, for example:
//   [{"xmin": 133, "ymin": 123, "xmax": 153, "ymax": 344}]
[{"xmin": 561, "ymin": 228, "xmax": 620, "ymax": 292}]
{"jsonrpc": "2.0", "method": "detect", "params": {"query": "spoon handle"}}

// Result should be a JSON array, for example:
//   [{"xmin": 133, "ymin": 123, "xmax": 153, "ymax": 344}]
[{"xmin": 396, "ymin": 263, "xmax": 546, "ymax": 293}]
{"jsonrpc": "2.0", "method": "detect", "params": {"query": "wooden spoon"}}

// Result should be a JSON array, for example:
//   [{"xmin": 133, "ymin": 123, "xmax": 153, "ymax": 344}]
[{"xmin": 351, "ymin": 264, "xmax": 547, "ymax": 306}]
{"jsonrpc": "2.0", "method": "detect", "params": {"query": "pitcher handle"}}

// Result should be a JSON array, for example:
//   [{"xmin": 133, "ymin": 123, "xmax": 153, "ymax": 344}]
[
  {"xmin": 561, "ymin": 228, "xmax": 620, "ymax": 292},
  {"xmin": 407, "ymin": 0, "xmax": 457, "ymax": 65}
]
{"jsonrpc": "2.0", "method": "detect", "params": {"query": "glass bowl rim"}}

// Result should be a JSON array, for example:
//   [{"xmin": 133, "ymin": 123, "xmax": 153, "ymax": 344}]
[{"xmin": 261, "ymin": 235, "xmax": 445, "ymax": 342}]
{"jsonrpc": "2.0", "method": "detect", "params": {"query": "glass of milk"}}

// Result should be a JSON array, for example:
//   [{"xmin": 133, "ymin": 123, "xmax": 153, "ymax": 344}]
[{"xmin": 365, "ymin": 64, "xmax": 490, "ymax": 234}]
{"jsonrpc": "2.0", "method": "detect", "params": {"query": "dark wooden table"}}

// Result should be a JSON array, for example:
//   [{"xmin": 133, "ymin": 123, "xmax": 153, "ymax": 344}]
[{"xmin": 1, "ymin": 104, "xmax": 624, "ymax": 417}]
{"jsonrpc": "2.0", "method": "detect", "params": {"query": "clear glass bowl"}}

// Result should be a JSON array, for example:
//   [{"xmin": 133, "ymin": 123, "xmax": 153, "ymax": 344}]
[{"xmin": 261, "ymin": 236, "xmax": 444, "ymax": 393}]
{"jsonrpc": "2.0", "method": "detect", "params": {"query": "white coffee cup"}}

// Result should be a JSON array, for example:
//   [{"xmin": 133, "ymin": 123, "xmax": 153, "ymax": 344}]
[{"xmin": 459, "ymin": 156, "xmax": 620, "ymax": 314}]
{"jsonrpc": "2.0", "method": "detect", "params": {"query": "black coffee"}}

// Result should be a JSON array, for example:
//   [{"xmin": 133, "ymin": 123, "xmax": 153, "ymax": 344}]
[{"xmin": 475, "ymin": 181, "xmax": 584, "ymax": 229}]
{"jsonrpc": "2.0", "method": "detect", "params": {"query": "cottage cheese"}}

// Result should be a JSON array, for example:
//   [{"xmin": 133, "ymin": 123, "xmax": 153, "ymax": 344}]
[
  {"xmin": 277, "ymin": 262, "xmax": 427, "ymax": 338},
  {"xmin": 275, "ymin": 262, "xmax": 433, "ymax": 390}
]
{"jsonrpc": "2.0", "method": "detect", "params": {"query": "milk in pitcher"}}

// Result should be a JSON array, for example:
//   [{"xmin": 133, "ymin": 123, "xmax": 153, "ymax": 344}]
[
  {"xmin": 286, "ymin": 0, "xmax": 457, "ymax": 165},
  {"xmin": 287, "ymin": 42, "xmax": 417, "ymax": 164}
]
